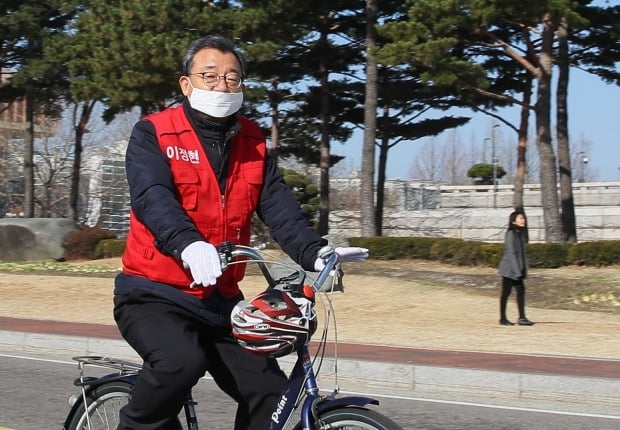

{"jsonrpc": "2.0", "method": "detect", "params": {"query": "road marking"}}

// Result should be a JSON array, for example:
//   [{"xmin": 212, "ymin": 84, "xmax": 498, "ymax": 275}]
[
  {"xmin": 338, "ymin": 388, "xmax": 620, "ymax": 420},
  {"xmin": 0, "ymin": 352, "xmax": 73, "ymax": 365}
]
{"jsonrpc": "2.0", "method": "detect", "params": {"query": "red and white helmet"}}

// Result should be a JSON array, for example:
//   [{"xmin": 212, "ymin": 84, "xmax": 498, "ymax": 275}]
[{"xmin": 231, "ymin": 289, "xmax": 317, "ymax": 358}]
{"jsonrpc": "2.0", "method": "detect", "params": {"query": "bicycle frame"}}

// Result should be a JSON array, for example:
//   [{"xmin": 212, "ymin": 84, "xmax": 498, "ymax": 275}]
[{"xmin": 268, "ymin": 345, "xmax": 379, "ymax": 430}]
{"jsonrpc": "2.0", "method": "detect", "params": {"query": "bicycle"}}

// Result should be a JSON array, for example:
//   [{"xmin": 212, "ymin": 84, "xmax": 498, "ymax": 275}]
[{"xmin": 62, "ymin": 243, "xmax": 402, "ymax": 429}]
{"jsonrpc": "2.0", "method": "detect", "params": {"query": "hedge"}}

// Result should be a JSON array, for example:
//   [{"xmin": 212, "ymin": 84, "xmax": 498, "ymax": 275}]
[
  {"xmin": 94, "ymin": 239, "xmax": 126, "ymax": 259},
  {"xmin": 66, "ymin": 230, "xmax": 620, "ymax": 268},
  {"xmin": 62, "ymin": 226, "xmax": 117, "ymax": 260},
  {"xmin": 349, "ymin": 237, "xmax": 620, "ymax": 268}
]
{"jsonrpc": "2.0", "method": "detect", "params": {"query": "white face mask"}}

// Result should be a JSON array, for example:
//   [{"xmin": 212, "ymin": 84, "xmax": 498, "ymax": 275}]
[{"xmin": 187, "ymin": 82, "xmax": 243, "ymax": 118}]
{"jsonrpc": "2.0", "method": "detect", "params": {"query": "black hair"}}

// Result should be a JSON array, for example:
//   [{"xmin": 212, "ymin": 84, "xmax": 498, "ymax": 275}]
[
  {"xmin": 507, "ymin": 210, "xmax": 525, "ymax": 229},
  {"xmin": 507, "ymin": 209, "xmax": 529, "ymax": 241},
  {"xmin": 182, "ymin": 35, "xmax": 246, "ymax": 77}
]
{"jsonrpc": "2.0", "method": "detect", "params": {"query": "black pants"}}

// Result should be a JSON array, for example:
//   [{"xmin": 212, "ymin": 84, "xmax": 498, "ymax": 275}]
[
  {"xmin": 500, "ymin": 276, "xmax": 526, "ymax": 320},
  {"xmin": 113, "ymin": 291, "xmax": 287, "ymax": 430}
]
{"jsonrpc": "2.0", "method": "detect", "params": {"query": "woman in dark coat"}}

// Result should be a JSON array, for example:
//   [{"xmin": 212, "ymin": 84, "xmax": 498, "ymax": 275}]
[{"xmin": 498, "ymin": 210, "xmax": 535, "ymax": 326}]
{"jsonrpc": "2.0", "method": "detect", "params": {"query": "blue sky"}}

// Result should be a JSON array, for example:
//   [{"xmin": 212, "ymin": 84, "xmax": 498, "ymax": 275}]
[
  {"xmin": 568, "ymin": 68, "xmax": 620, "ymax": 181},
  {"xmin": 334, "ymin": 67, "xmax": 620, "ymax": 182}
]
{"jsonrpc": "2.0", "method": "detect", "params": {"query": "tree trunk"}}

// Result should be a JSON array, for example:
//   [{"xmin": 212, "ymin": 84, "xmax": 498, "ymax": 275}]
[
  {"xmin": 317, "ymin": 32, "xmax": 330, "ymax": 236},
  {"xmin": 361, "ymin": 0, "xmax": 378, "ymax": 237},
  {"xmin": 23, "ymin": 90, "xmax": 35, "ymax": 218},
  {"xmin": 513, "ymin": 75, "xmax": 532, "ymax": 212},
  {"xmin": 535, "ymin": 14, "xmax": 564, "ymax": 243},
  {"xmin": 375, "ymin": 128, "xmax": 389, "ymax": 236},
  {"xmin": 68, "ymin": 101, "xmax": 95, "ymax": 222},
  {"xmin": 556, "ymin": 16, "xmax": 577, "ymax": 243},
  {"xmin": 269, "ymin": 78, "xmax": 280, "ymax": 164}
]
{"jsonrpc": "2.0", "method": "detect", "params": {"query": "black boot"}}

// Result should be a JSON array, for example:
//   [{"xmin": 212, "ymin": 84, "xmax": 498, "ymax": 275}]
[{"xmin": 499, "ymin": 319, "xmax": 514, "ymax": 326}]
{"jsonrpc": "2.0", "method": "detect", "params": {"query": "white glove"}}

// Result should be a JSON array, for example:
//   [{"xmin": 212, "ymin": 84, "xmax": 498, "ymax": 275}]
[
  {"xmin": 181, "ymin": 241, "xmax": 222, "ymax": 286},
  {"xmin": 314, "ymin": 246, "xmax": 369, "ymax": 271}
]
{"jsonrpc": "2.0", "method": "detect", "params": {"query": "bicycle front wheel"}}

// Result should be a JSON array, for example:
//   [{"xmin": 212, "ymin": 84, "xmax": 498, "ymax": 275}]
[
  {"xmin": 316, "ymin": 406, "xmax": 402, "ymax": 429},
  {"xmin": 67, "ymin": 381, "xmax": 132, "ymax": 430}
]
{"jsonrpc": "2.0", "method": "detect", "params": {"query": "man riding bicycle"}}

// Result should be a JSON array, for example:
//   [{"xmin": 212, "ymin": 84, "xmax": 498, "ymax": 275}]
[{"xmin": 113, "ymin": 35, "xmax": 367, "ymax": 429}]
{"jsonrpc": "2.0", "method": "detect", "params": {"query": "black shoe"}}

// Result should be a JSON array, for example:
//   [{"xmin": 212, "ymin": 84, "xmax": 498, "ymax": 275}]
[
  {"xmin": 499, "ymin": 319, "xmax": 514, "ymax": 326},
  {"xmin": 518, "ymin": 318, "xmax": 535, "ymax": 326}
]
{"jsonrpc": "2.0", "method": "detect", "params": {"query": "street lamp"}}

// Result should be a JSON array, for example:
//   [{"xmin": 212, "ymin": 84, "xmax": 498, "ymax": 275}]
[
  {"xmin": 483, "ymin": 138, "xmax": 490, "ymax": 163},
  {"xmin": 577, "ymin": 151, "xmax": 588, "ymax": 183},
  {"xmin": 491, "ymin": 124, "xmax": 499, "ymax": 208}
]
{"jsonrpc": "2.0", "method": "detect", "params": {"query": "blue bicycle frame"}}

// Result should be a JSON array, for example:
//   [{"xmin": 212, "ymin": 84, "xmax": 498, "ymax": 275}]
[{"xmin": 267, "ymin": 345, "xmax": 379, "ymax": 430}]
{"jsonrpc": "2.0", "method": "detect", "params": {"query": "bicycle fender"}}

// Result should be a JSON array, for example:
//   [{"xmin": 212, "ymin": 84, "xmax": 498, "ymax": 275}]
[
  {"xmin": 63, "ymin": 374, "xmax": 137, "ymax": 429},
  {"xmin": 73, "ymin": 372, "xmax": 138, "ymax": 388},
  {"xmin": 315, "ymin": 395, "xmax": 379, "ymax": 414}
]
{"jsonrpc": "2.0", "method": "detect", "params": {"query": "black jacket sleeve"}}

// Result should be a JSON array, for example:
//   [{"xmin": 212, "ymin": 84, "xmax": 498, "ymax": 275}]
[
  {"xmin": 125, "ymin": 120, "xmax": 202, "ymax": 258},
  {"xmin": 256, "ymin": 156, "xmax": 326, "ymax": 271}
]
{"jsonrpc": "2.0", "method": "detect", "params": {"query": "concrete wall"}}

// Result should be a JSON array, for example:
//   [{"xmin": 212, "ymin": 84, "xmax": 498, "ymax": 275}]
[
  {"xmin": 83, "ymin": 171, "xmax": 620, "ymax": 243},
  {"xmin": 329, "ymin": 181, "xmax": 620, "ymax": 243},
  {"xmin": 330, "ymin": 206, "xmax": 620, "ymax": 243},
  {"xmin": 329, "ymin": 179, "xmax": 620, "ymax": 211},
  {"xmin": 437, "ymin": 182, "xmax": 620, "ymax": 209}
]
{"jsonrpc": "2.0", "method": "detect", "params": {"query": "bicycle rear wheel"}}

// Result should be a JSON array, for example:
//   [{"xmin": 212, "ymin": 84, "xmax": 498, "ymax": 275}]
[
  {"xmin": 67, "ymin": 381, "xmax": 185, "ymax": 430},
  {"xmin": 315, "ymin": 406, "xmax": 402, "ymax": 429},
  {"xmin": 67, "ymin": 381, "xmax": 132, "ymax": 430}
]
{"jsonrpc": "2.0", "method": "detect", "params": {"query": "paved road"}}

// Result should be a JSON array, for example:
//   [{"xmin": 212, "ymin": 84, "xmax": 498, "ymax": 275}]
[{"xmin": 1, "ymin": 352, "xmax": 619, "ymax": 430}]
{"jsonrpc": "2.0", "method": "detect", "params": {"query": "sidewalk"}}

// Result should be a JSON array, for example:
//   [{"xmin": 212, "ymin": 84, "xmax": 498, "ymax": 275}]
[
  {"xmin": 1, "ymin": 315, "xmax": 619, "ymax": 417},
  {"xmin": 1, "ymin": 316, "xmax": 619, "ymax": 379}
]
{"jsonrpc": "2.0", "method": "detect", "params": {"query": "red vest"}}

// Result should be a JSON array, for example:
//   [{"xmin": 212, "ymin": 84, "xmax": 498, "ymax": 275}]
[{"xmin": 122, "ymin": 106, "xmax": 266, "ymax": 299}]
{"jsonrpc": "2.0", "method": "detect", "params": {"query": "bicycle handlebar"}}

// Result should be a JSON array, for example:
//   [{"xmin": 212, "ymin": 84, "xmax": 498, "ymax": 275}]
[{"xmin": 216, "ymin": 241, "xmax": 339, "ymax": 294}]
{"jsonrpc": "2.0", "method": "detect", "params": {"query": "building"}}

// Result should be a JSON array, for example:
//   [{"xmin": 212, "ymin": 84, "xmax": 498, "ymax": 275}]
[{"xmin": 1, "ymin": 69, "xmax": 59, "ymax": 217}]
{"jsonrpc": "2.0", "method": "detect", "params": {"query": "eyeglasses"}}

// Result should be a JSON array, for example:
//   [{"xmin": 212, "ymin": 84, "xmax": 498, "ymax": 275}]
[{"xmin": 188, "ymin": 72, "xmax": 243, "ymax": 90}]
